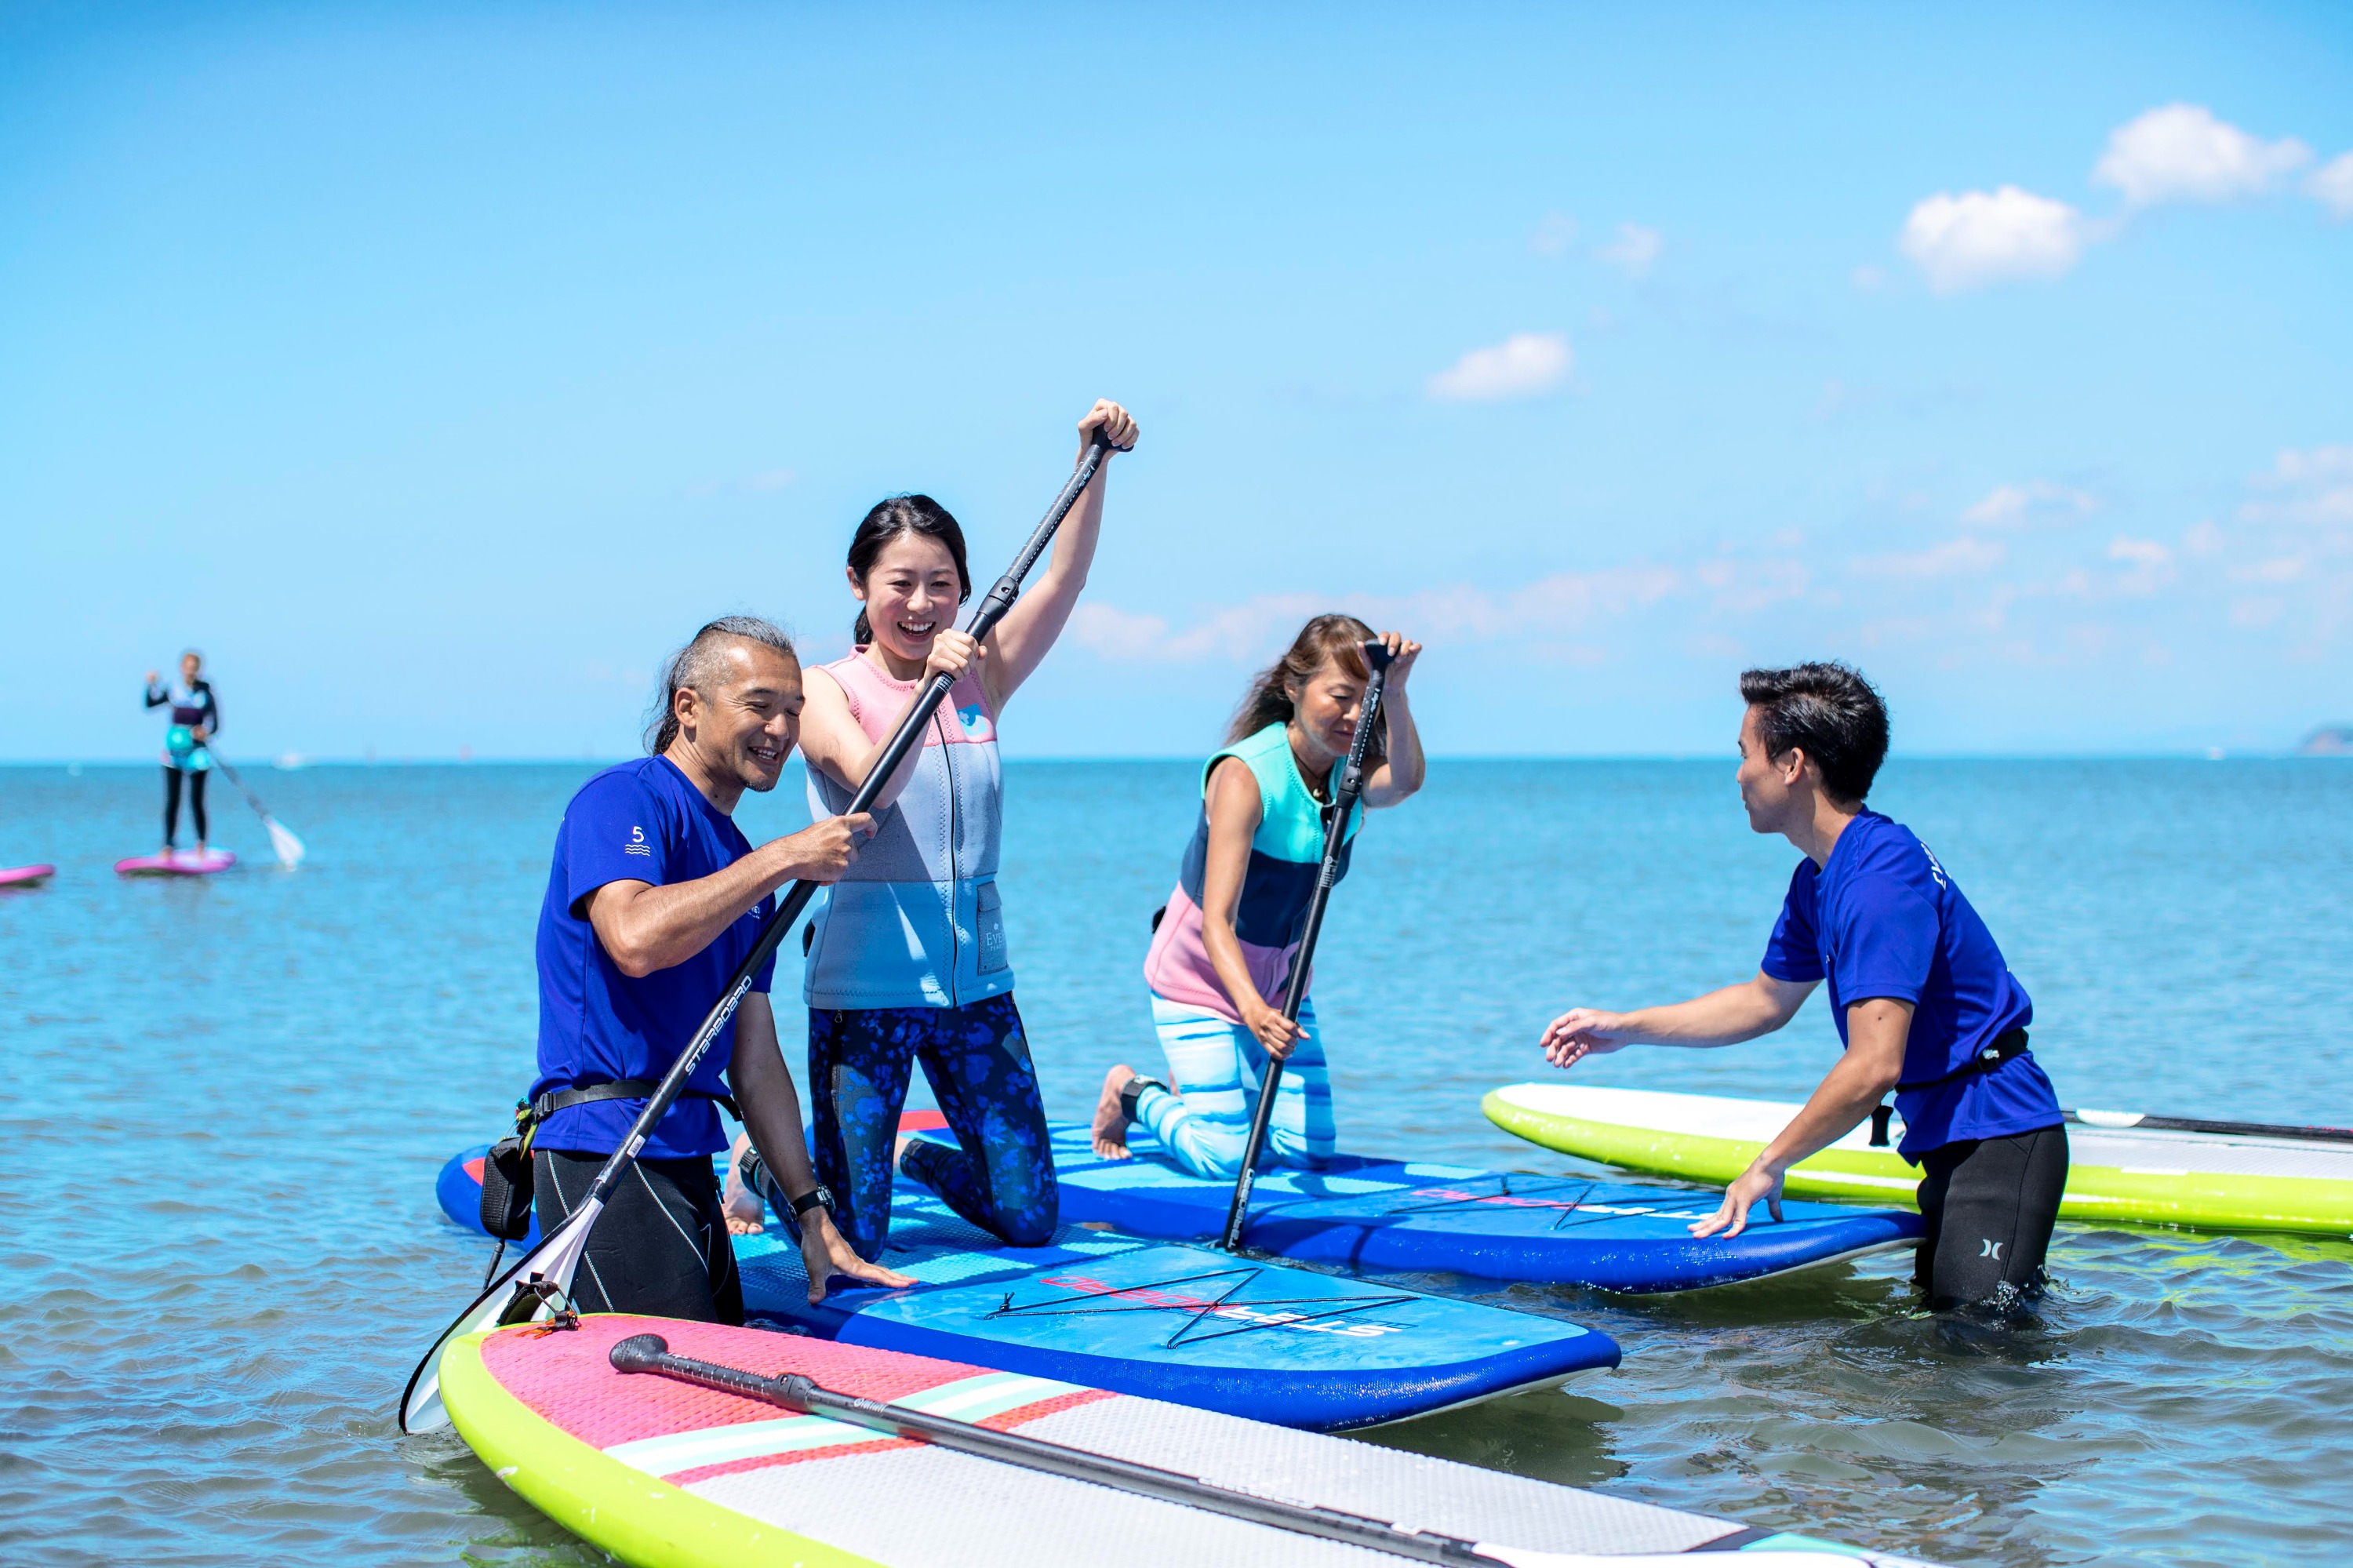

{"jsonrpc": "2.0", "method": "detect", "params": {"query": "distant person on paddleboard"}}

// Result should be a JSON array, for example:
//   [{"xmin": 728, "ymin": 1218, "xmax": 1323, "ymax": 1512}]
[
  {"xmin": 1535, "ymin": 663, "xmax": 2067, "ymax": 1312},
  {"xmin": 781, "ymin": 399, "xmax": 1140, "ymax": 1260},
  {"xmin": 1090, "ymin": 613, "xmax": 1426, "ymax": 1177},
  {"xmin": 144, "ymin": 650, "xmax": 218, "ymax": 859},
  {"xmin": 522, "ymin": 616, "xmax": 910, "ymax": 1319}
]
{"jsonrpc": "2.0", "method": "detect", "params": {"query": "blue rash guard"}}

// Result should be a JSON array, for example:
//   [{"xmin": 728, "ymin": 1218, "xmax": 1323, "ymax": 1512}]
[
  {"xmin": 529, "ymin": 755, "xmax": 775, "ymax": 1160},
  {"xmin": 1761, "ymin": 809, "xmax": 2061, "ymax": 1160}
]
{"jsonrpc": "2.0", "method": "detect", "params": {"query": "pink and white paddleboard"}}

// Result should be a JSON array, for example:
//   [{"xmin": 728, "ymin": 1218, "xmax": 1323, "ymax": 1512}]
[
  {"xmin": 0, "ymin": 864, "xmax": 56, "ymax": 889},
  {"xmin": 114, "ymin": 849, "xmax": 237, "ymax": 877}
]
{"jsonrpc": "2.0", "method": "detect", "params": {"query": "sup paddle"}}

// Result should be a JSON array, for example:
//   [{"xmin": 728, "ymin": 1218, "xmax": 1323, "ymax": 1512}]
[
  {"xmin": 398, "ymin": 431, "xmax": 1119, "ymax": 1434},
  {"xmin": 609, "ymin": 1333, "xmax": 1846, "ymax": 1568},
  {"xmin": 2067, "ymin": 1108, "xmax": 2353, "ymax": 1143},
  {"xmin": 206, "ymin": 751, "xmax": 305, "ymax": 868},
  {"xmin": 1218, "ymin": 638, "xmax": 1391, "ymax": 1252}
]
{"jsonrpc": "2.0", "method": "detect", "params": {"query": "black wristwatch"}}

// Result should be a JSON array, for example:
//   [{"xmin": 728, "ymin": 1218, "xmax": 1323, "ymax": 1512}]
[{"xmin": 787, "ymin": 1183, "xmax": 835, "ymax": 1219}]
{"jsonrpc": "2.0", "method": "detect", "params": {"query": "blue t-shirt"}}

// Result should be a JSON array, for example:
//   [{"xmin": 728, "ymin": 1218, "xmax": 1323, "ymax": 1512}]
[
  {"xmin": 530, "ymin": 756, "xmax": 776, "ymax": 1159},
  {"xmin": 1760, "ymin": 811, "xmax": 2059, "ymax": 1159}
]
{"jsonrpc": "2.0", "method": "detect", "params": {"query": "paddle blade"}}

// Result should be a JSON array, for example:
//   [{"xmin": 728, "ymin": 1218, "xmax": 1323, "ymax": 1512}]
[
  {"xmin": 264, "ymin": 817, "xmax": 304, "ymax": 869},
  {"xmin": 398, "ymin": 1200, "xmax": 595, "ymax": 1433}
]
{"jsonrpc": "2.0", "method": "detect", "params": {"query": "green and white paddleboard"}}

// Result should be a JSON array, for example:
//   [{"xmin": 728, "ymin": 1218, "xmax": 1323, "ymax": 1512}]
[
  {"xmin": 1483, "ymin": 1084, "xmax": 2353, "ymax": 1237},
  {"xmin": 444, "ymin": 1313, "xmax": 1937, "ymax": 1568}
]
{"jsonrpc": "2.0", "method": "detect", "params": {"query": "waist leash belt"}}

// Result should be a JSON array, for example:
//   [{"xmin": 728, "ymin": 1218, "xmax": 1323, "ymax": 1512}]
[
  {"xmin": 1867, "ymin": 1028, "xmax": 2030, "ymax": 1148},
  {"xmin": 478, "ymin": 1079, "xmax": 743, "ymax": 1240}
]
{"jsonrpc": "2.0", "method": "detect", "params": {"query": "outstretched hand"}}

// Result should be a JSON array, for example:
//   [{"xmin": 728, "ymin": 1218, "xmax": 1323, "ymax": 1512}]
[
  {"xmin": 1689, "ymin": 1162, "xmax": 1784, "ymax": 1239},
  {"xmin": 799, "ymin": 1210, "xmax": 912, "ymax": 1304},
  {"xmin": 1538, "ymin": 1008, "xmax": 1636, "ymax": 1069}
]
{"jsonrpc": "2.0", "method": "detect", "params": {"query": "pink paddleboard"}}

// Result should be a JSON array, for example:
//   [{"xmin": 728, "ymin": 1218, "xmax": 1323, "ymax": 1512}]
[
  {"xmin": 115, "ymin": 849, "xmax": 237, "ymax": 877},
  {"xmin": 0, "ymin": 864, "xmax": 55, "ymax": 889}
]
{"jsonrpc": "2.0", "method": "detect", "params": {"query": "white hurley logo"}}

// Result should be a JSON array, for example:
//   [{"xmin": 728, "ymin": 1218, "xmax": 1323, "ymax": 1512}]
[{"xmin": 1980, "ymin": 1239, "xmax": 2004, "ymax": 1259}]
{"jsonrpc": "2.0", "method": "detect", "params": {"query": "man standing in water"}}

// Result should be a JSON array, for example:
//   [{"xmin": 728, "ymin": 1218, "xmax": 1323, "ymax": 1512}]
[
  {"xmin": 1537, "ymin": 663, "xmax": 2068, "ymax": 1311},
  {"xmin": 526, "ymin": 616, "xmax": 909, "ymax": 1320}
]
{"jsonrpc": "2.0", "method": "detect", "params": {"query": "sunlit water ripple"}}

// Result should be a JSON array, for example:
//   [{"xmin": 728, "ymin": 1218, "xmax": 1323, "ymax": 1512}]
[{"xmin": 2, "ymin": 759, "xmax": 2346, "ymax": 1566}]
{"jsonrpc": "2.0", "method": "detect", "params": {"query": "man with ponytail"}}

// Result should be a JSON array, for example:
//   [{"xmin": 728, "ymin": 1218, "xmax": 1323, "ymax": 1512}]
[
  {"xmin": 1092, "ymin": 613, "xmax": 1426, "ymax": 1178},
  {"xmin": 522, "ymin": 616, "xmax": 910, "ymax": 1325}
]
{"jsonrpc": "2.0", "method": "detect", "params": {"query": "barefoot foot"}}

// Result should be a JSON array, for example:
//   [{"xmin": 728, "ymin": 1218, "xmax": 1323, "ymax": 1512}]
[
  {"xmin": 1092, "ymin": 1065, "xmax": 1139, "ymax": 1159},
  {"xmin": 721, "ymin": 1133, "xmax": 766, "ymax": 1235}
]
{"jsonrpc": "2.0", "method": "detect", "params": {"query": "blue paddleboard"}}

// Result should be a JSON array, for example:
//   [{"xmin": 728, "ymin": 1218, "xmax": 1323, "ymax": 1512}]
[
  {"xmin": 996, "ymin": 1122, "xmax": 1923, "ymax": 1292},
  {"xmin": 432, "ymin": 1144, "xmax": 1619, "ymax": 1430}
]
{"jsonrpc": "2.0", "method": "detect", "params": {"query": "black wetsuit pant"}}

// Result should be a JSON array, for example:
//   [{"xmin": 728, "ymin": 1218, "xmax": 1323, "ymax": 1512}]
[
  {"xmin": 163, "ymin": 769, "xmax": 209, "ymax": 844},
  {"xmin": 1914, "ymin": 1123, "xmax": 2069, "ymax": 1309},
  {"xmin": 533, "ymin": 1148, "xmax": 744, "ymax": 1324}
]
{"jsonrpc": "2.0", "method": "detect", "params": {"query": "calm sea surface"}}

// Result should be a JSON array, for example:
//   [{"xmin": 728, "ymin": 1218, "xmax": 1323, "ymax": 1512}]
[{"xmin": 2, "ymin": 759, "xmax": 2348, "ymax": 1566}]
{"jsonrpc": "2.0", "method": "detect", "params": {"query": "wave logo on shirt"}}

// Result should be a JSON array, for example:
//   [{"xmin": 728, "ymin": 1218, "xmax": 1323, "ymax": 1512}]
[
  {"xmin": 956, "ymin": 703, "xmax": 994, "ymax": 742},
  {"xmin": 625, "ymin": 825, "xmax": 653, "ymax": 857}
]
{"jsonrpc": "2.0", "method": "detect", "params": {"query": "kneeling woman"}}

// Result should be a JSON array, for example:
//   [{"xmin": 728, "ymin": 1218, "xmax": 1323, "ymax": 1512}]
[
  {"xmin": 1093, "ymin": 615, "xmax": 1424, "ymax": 1177},
  {"xmin": 793, "ymin": 399, "xmax": 1137, "ymax": 1258}
]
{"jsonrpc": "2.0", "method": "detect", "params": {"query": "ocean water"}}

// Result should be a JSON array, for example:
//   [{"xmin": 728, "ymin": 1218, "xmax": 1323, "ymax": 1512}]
[{"xmin": 2, "ymin": 758, "xmax": 2348, "ymax": 1566}]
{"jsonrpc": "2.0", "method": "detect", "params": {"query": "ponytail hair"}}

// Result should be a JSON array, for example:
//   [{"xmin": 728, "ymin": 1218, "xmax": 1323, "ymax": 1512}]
[
  {"xmin": 1227, "ymin": 613, "xmax": 1385, "ymax": 764},
  {"xmin": 847, "ymin": 495, "xmax": 970, "ymax": 645},
  {"xmin": 646, "ymin": 616, "xmax": 798, "ymax": 755}
]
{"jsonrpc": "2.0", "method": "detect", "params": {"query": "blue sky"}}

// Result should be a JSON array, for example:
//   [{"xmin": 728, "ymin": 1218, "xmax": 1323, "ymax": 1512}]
[{"xmin": 5, "ymin": 3, "xmax": 2350, "ymax": 762}]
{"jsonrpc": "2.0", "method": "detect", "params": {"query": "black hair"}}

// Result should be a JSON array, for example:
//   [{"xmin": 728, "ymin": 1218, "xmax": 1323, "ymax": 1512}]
[
  {"xmin": 646, "ymin": 616, "xmax": 798, "ymax": 755},
  {"xmin": 1228, "ymin": 613, "xmax": 1387, "ymax": 766},
  {"xmin": 1737, "ymin": 661, "xmax": 1889, "ymax": 806},
  {"xmin": 847, "ymin": 495, "xmax": 970, "ymax": 645}
]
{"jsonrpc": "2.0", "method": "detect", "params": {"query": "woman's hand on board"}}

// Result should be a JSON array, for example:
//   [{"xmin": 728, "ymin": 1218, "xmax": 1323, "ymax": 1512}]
[
  {"xmin": 1078, "ymin": 398, "xmax": 1138, "ymax": 456},
  {"xmin": 800, "ymin": 1210, "xmax": 913, "ymax": 1304},
  {"xmin": 1538, "ymin": 1008, "xmax": 1636, "ymax": 1069},
  {"xmin": 1243, "ymin": 1001, "xmax": 1308, "ymax": 1061}
]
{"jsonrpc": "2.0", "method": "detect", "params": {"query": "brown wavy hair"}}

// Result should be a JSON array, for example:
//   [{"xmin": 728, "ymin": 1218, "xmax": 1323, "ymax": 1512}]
[{"xmin": 1226, "ymin": 613, "xmax": 1384, "ymax": 764}]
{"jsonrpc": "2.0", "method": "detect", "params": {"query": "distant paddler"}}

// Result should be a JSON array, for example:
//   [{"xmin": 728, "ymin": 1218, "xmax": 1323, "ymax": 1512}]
[
  {"xmin": 144, "ymin": 650, "xmax": 219, "ymax": 860},
  {"xmin": 751, "ymin": 399, "xmax": 1140, "ymax": 1258},
  {"xmin": 520, "ymin": 616, "xmax": 909, "ymax": 1319},
  {"xmin": 1091, "ymin": 614, "xmax": 1425, "ymax": 1178},
  {"xmin": 1534, "ymin": 662, "xmax": 2067, "ymax": 1312}
]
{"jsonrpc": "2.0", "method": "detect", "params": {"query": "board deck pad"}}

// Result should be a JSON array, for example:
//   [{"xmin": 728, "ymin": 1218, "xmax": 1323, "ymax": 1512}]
[
  {"xmin": 1006, "ymin": 1121, "xmax": 1922, "ymax": 1291},
  {"xmin": 435, "ymin": 1145, "xmax": 1619, "ymax": 1430},
  {"xmin": 444, "ymin": 1314, "xmax": 1937, "ymax": 1568},
  {"xmin": 114, "ymin": 849, "xmax": 236, "ymax": 876},
  {"xmin": 1486, "ymin": 1082, "xmax": 2353, "ymax": 1237}
]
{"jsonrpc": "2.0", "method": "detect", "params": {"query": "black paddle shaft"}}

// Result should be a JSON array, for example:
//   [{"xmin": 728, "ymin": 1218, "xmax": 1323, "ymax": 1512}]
[
  {"xmin": 1219, "ymin": 640, "xmax": 1392, "ymax": 1251},
  {"xmin": 609, "ymin": 1333, "xmax": 1504, "ymax": 1567},
  {"xmin": 569, "ymin": 435, "xmax": 1115, "ymax": 1217}
]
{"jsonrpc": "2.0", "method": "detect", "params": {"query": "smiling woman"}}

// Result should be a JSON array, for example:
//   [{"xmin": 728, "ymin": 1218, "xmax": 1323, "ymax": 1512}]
[{"xmin": 793, "ymin": 398, "xmax": 1139, "ymax": 1266}]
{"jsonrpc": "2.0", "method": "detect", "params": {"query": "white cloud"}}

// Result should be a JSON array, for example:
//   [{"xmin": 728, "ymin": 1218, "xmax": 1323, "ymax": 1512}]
[
  {"xmin": 1850, "ymin": 264, "xmax": 1889, "ymax": 291},
  {"xmin": 1850, "ymin": 537, "xmax": 2007, "ymax": 578},
  {"xmin": 1427, "ymin": 333, "xmax": 1572, "ymax": 402},
  {"xmin": 2092, "ymin": 104, "xmax": 2311, "ymax": 207},
  {"xmin": 1071, "ymin": 569, "xmax": 1681, "ymax": 664},
  {"xmin": 1899, "ymin": 187, "xmax": 2088, "ymax": 293},
  {"xmin": 2108, "ymin": 536, "xmax": 2172, "ymax": 568},
  {"xmin": 1961, "ymin": 480, "xmax": 2100, "ymax": 528},
  {"xmin": 1595, "ymin": 223, "xmax": 1662, "ymax": 278},
  {"xmin": 1529, "ymin": 212, "xmax": 1578, "ymax": 256},
  {"xmin": 2241, "ymin": 445, "xmax": 2353, "ymax": 526},
  {"xmin": 745, "ymin": 468, "xmax": 797, "ymax": 492},
  {"xmin": 2311, "ymin": 151, "xmax": 2353, "ymax": 220}
]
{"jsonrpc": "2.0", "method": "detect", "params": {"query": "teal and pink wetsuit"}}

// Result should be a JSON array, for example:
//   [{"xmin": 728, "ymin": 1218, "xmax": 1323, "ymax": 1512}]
[{"xmin": 1136, "ymin": 722, "xmax": 1362, "ymax": 1179}]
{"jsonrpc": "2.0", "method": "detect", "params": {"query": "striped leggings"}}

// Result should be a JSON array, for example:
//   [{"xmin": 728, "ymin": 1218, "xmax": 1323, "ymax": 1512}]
[{"xmin": 1131, "ymin": 993, "xmax": 1335, "ymax": 1181}]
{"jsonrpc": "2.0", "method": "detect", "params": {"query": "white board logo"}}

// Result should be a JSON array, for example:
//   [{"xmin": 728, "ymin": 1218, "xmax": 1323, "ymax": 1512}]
[{"xmin": 625, "ymin": 825, "xmax": 652, "ymax": 857}]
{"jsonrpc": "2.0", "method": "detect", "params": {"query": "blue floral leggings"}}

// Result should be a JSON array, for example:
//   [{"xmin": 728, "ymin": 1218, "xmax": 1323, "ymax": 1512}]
[{"xmin": 808, "ymin": 993, "xmax": 1059, "ymax": 1258}]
